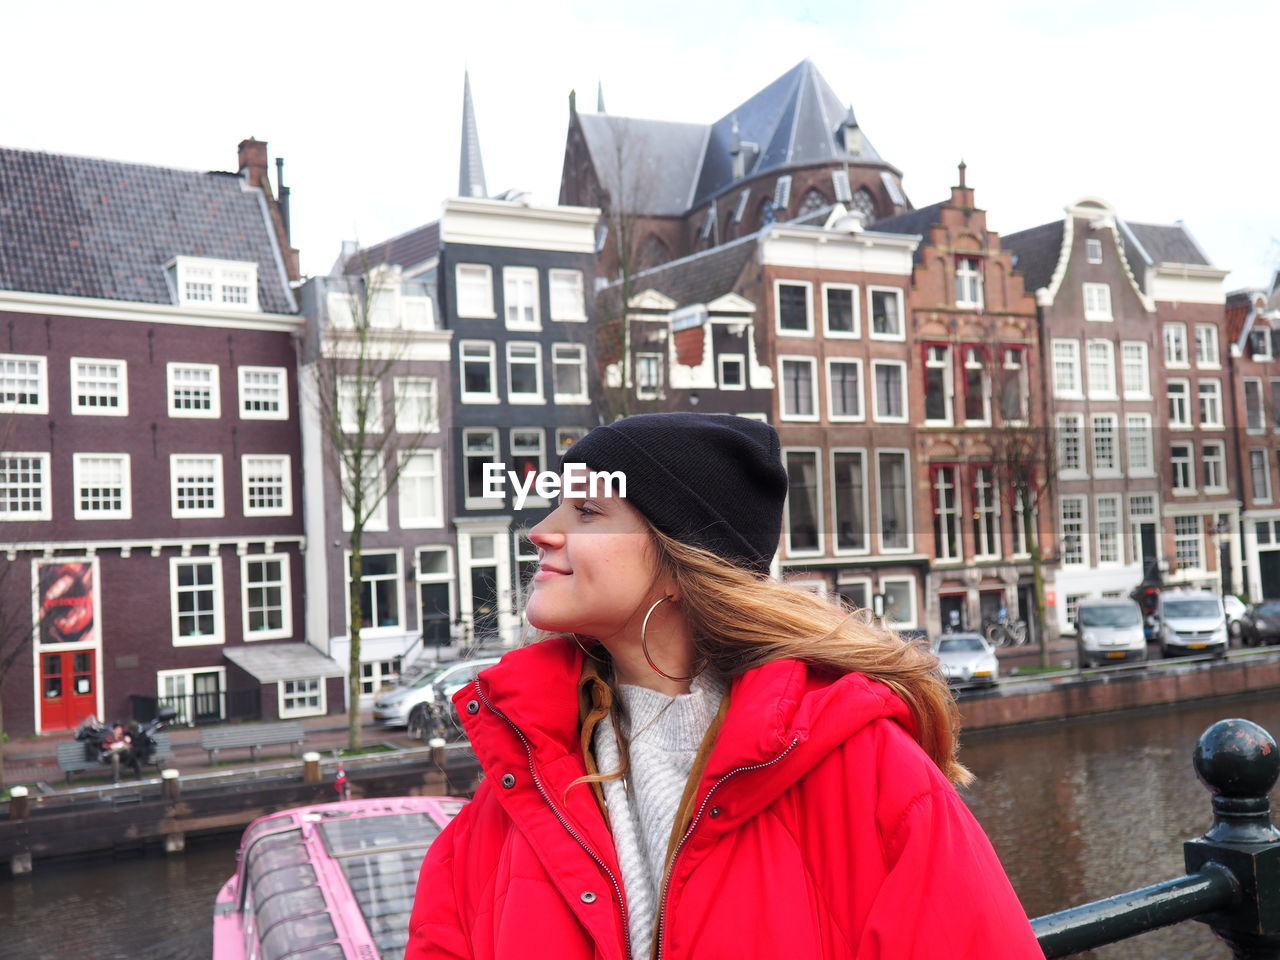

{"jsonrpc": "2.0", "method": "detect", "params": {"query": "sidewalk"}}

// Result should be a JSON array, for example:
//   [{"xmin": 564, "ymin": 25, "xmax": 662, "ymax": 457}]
[{"xmin": 2, "ymin": 711, "xmax": 417, "ymax": 788}]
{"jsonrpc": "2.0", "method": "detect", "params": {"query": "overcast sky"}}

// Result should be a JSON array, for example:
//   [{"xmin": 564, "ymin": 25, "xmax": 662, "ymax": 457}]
[{"xmin": 5, "ymin": 0, "xmax": 1277, "ymax": 290}]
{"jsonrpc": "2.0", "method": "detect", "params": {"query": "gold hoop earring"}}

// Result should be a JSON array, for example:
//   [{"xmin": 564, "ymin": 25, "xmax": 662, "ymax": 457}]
[
  {"xmin": 568, "ymin": 632, "xmax": 608, "ymax": 663},
  {"xmin": 641, "ymin": 595, "xmax": 699, "ymax": 682}
]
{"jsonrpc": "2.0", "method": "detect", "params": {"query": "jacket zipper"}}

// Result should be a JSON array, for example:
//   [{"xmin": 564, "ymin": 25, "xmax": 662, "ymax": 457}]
[
  {"xmin": 653, "ymin": 737, "xmax": 800, "ymax": 960},
  {"xmin": 472, "ymin": 678, "xmax": 634, "ymax": 960}
]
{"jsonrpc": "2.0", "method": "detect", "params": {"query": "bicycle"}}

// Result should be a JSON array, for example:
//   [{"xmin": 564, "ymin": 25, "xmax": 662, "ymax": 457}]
[{"xmin": 983, "ymin": 616, "xmax": 1028, "ymax": 648}]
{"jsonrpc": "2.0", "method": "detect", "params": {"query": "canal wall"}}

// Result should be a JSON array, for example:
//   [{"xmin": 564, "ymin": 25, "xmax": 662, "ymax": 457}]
[{"xmin": 960, "ymin": 651, "xmax": 1280, "ymax": 731}]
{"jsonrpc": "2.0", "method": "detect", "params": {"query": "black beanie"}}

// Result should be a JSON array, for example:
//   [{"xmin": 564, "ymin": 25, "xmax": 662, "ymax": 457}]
[{"xmin": 560, "ymin": 412, "xmax": 788, "ymax": 575}]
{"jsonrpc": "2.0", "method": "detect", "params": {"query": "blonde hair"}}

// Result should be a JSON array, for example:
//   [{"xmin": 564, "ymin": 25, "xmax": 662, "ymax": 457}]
[{"xmin": 531, "ymin": 519, "xmax": 971, "ymax": 787}]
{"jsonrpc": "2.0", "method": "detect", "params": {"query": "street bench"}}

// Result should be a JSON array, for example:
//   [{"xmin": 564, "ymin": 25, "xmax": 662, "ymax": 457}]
[
  {"xmin": 199, "ymin": 721, "xmax": 305, "ymax": 764},
  {"xmin": 56, "ymin": 733, "xmax": 173, "ymax": 783}
]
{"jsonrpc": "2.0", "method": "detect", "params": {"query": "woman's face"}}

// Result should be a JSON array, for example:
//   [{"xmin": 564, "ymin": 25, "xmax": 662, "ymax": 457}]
[{"xmin": 525, "ymin": 481, "xmax": 665, "ymax": 640}]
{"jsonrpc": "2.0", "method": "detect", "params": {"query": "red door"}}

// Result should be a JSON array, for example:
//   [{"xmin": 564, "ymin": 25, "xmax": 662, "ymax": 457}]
[{"xmin": 39, "ymin": 650, "xmax": 97, "ymax": 732}]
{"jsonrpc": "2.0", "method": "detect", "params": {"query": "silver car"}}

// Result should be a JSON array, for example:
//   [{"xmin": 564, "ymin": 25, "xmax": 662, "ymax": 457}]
[
  {"xmin": 933, "ymin": 633, "xmax": 999, "ymax": 687},
  {"xmin": 372, "ymin": 656, "xmax": 500, "ymax": 728}
]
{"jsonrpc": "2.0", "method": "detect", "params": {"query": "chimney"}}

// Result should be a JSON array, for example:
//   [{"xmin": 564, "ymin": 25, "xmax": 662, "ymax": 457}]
[
  {"xmin": 238, "ymin": 138, "xmax": 269, "ymax": 188},
  {"xmin": 275, "ymin": 156, "xmax": 292, "ymax": 243}
]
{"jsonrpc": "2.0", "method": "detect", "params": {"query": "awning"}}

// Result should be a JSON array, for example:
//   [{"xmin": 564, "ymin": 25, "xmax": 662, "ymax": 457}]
[{"xmin": 223, "ymin": 643, "xmax": 346, "ymax": 684}]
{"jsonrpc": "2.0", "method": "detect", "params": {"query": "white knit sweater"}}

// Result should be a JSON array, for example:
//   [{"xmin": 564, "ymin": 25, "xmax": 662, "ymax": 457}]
[{"xmin": 593, "ymin": 673, "xmax": 726, "ymax": 960}]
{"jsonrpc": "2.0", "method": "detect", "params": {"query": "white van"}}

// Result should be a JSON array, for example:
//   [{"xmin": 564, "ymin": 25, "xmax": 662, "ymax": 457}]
[
  {"xmin": 1158, "ymin": 590, "xmax": 1229, "ymax": 658},
  {"xmin": 1075, "ymin": 597, "xmax": 1147, "ymax": 667}
]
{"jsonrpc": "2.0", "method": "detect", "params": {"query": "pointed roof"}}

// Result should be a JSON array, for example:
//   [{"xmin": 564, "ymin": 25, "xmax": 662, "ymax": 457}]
[
  {"xmin": 1118, "ymin": 219, "xmax": 1212, "ymax": 269},
  {"xmin": 596, "ymin": 80, "xmax": 606, "ymax": 113},
  {"xmin": 1001, "ymin": 220, "xmax": 1066, "ymax": 294},
  {"xmin": 459, "ymin": 71, "xmax": 487, "ymax": 199},
  {"xmin": 576, "ymin": 113, "xmax": 709, "ymax": 216}
]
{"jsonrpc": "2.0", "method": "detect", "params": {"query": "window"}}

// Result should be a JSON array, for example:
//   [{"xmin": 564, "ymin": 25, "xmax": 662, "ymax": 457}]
[
  {"xmin": 877, "ymin": 451, "xmax": 910, "ymax": 551},
  {"xmin": 868, "ymin": 287, "xmax": 904, "ymax": 339},
  {"xmin": 780, "ymin": 357, "xmax": 818, "ymax": 420},
  {"xmin": 1000, "ymin": 347, "xmax": 1029, "ymax": 422},
  {"xmin": 1198, "ymin": 379, "xmax": 1223, "ymax": 427},
  {"xmin": 1056, "ymin": 414, "xmax": 1084, "ymax": 476},
  {"xmin": 555, "ymin": 426, "xmax": 587, "ymax": 457},
  {"xmin": 1245, "ymin": 379, "xmax": 1265, "ymax": 432},
  {"xmin": 775, "ymin": 281, "xmax": 813, "ymax": 335},
  {"xmin": 773, "ymin": 175, "xmax": 792, "ymax": 211},
  {"xmin": 401, "ymin": 294, "xmax": 434, "ymax": 330},
  {"xmin": 1252, "ymin": 328, "xmax": 1273, "ymax": 360},
  {"xmin": 872, "ymin": 360, "xmax": 907, "ymax": 422},
  {"xmin": 1064, "ymin": 594, "xmax": 1087, "ymax": 625},
  {"xmin": 837, "ymin": 577, "xmax": 870, "ymax": 611},
  {"xmin": 337, "ymin": 375, "xmax": 383, "ymax": 433},
  {"xmin": 963, "ymin": 346, "xmax": 990, "ymax": 424},
  {"xmin": 1086, "ymin": 238, "xmax": 1103, "ymax": 263},
  {"xmin": 923, "ymin": 345, "xmax": 953, "ymax": 425},
  {"xmin": 172, "ymin": 257, "xmax": 258, "ymax": 310},
  {"xmin": 242, "ymin": 455, "xmax": 291, "ymax": 516},
  {"xmin": 1164, "ymin": 324, "xmax": 1189, "ymax": 367},
  {"xmin": 719, "ymin": 354, "xmax": 745, "ymax": 390},
  {"xmin": 784, "ymin": 450, "xmax": 821, "ymax": 555},
  {"xmin": 71, "ymin": 358, "xmax": 127, "ymax": 415},
  {"xmin": 170, "ymin": 455, "xmax": 223, "ymax": 518},
  {"xmin": 503, "ymin": 267, "xmax": 540, "ymax": 329},
  {"xmin": 170, "ymin": 558, "xmax": 223, "ymax": 645},
  {"xmin": 955, "ymin": 256, "xmax": 983, "ymax": 309},
  {"xmin": 1052, "ymin": 340, "xmax": 1082, "ymax": 397},
  {"xmin": 0, "ymin": 453, "xmax": 50, "ymax": 521},
  {"xmin": 826, "ymin": 359, "xmax": 863, "ymax": 421},
  {"xmin": 1126, "ymin": 414, "xmax": 1153, "ymax": 476},
  {"xmin": 70, "ymin": 453, "xmax": 130, "ymax": 520},
  {"xmin": 1203, "ymin": 441, "xmax": 1226, "ymax": 492},
  {"xmin": 1012, "ymin": 487, "xmax": 1033, "ymax": 558},
  {"xmin": 880, "ymin": 577, "xmax": 917, "ymax": 629},
  {"xmin": 237, "ymin": 366, "xmax": 287, "ymax": 420},
  {"xmin": 1251, "ymin": 450, "xmax": 1271, "ymax": 502},
  {"xmin": 823, "ymin": 284, "xmax": 858, "ymax": 337},
  {"xmin": 1086, "ymin": 340, "xmax": 1116, "ymax": 398},
  {"xmin": 831, "ymin": 449, "xmax": 867, "ymax": 553},
  {"xmin": 1121, "ymin": 342, "xmax": 1149, "ymax": 399},
  {"xmin": 972, "ymin": 466, "xmax": 999, "ymax": 559},
  {"xmin": 1167, "ymin": 379, "xmax": 1190, "ymax": 428},
  {"xmin": 831, "ymin": 170, "xmax": 852, "ymax": 203},
  {"xmin": 460, "ymin": 341, "xmax": 497, "ymax": 403},
  {"xmin": 1272, "ymin": 381, "xmax": 1280, "ymax": 435},
  {"xmin": 242, "ymin": 554, "xmax": 291, "ymax": 640},
  {"xmin": 636, "ymin": 353, "xmax": 663, "ymax": 400},
  {"xmin": 511, "ymin": 429, "xmax": 547, "ymax": 502},
  {"xmin": 931, "ymin": 466, "xmax": 962, "ymax": 561},
  {"xmin": 464, "ymin": 428, "xmax": 500, "ymax": 506},
  {"xmin": 167, "ymin": 363, "xmax": 220, "ymax": 418},
  {"xmin": 549, "ymin": 269, "xmax": 586, "ymax": 321},
  {"xmin": 1096, "ymin": 495, "xmax": 1121, "ymax": 565},
  {"xmin": 1171, "ymin": 443, "xmax": 1194, "ymax": 493},
  {"xmin": 506, "ymin": 342, "xmax": 544, "ymax": 402},
  {"xmin": 1194, "ymin": 325, "xmax": 1220, "ymax": 367},
  {"xmin": 1083, "ymin": 282, "xmax": 1112, "ymax": 320},
  {"xmin": 340, "ymin": 452, "xmax": 387, "ymax": 532},
  {"xmin": 1061, "ymin": 496, "xmax": 1086, "ymax": 566},
  {"xmin": 456, "ymin": 264, "xmax": 494, "ymax": 317},
  {"xmin": 0, "ymin": 354, "xmax": 47, "ymax": 415},
  {"xmin": 394, "ymin": 377, "xmax": 438, "ymax": 433},
  {"xmin": 398, "ymin": 451, "xmax": 442, "ymax": 528},
  {"xmin": 1174, "ymin": 516, "xmax": 1203, "ymax": 570},
  {"xmin": 350, "ymin": 552, "xmax": 403, "ymax": 632},
  {"xmin": 1091, "ymin": 414, "xmax": 1118, "ymax": 475},
  {"xmin": 279, "ymin": 678, "xmax": 325, "ymax": 718},
  {"xmin": 360, "ymin": 659, "xmax": 403, "ymax": 696},
  {"xmin": 552, "ymin": 344, "xmax": 589, "ymax": 403}
]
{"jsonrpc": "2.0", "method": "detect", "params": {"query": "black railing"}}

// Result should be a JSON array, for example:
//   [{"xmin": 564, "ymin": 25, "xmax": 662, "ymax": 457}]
[
  {"xmin": 1031, "ymin": 718, "xmax": 1280, "ymax": 958},
  {"xmin": 129, "ymin": 689, "xmax": 262, "ymax": 726}
]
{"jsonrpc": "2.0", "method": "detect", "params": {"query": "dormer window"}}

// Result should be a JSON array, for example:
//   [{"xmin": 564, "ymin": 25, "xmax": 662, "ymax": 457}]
[{"xmin": 170, "ymin": 257, "xmax": 259, "ymax": 311}]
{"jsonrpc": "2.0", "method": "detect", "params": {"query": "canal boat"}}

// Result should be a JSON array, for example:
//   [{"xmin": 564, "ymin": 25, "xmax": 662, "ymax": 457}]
[{"xmin": 212, "ymin": 796, "xmax": 463, "ymax": 960}]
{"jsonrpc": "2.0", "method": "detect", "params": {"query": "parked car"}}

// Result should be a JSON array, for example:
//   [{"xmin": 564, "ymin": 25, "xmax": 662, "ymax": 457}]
[
  {"xmin": 1223, "ymin": 595, "xmax": 1247, "ymax": 637},
  {"xmin": 1157, "ymin": 590, "xmax": 1228, "ymax": 658},
  {"xmin": 932, "ymin": 633, "xmax": 999, "ymax": 687},
  {"xmin": 1075, "ymin": 597, "xmax": 1148, "ymax": 668},
  {"xmin": 1239, "ymin": 599, "xmax": 1280, "ymax": 647},
  {"xmin": 372, "ymin": 656, "xmax": 501, "ymax": 730}
]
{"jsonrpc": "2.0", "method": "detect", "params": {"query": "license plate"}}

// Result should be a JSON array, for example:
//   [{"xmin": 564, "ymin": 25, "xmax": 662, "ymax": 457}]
[
  {"xmin": 1188, "ymin": 643, "xmax": 1206, "ymax": 650},
  {"xmin": 1105, "ymin": 652, "xmax": 1126, "ymax": 659}
]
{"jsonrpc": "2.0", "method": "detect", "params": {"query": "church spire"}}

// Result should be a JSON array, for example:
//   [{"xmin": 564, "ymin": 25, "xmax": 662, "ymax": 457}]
[
  {"xmin": 459, "ymin": 70, "xmax": 487, "ymax": 199},
  {"xmin": 596, "ymin": 79, "xmax": 606, "ymax": 113}
]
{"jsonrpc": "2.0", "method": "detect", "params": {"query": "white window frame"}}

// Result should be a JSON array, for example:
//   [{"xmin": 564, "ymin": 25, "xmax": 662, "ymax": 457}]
[
  {"xmin": 506, "ymin": 341, "xmax": 545, "ymax": 404},
  {"xmin": 241, "ymin": 553, "xmax": 292, "ymax": 641},
  {"xmin": 1173, "ymin": 515, "xmax": 1205, "ymax": 572},
  {"xmin": 1000, "ymin": 346, "xmax": 1030, "ymax": 425},
  {"xmin": 237, "ymin": 366, "xmax": 288, "ymax": 421},
  {"xmin": 455, "ymin": 263, "xmax": 495, "ymax": 318},
  {"xmin": 718, "ymin": 353, "xmax": 746, "ymax": 391},
  {"xmin": 170, "ymin": 454, "xmax": 224, "ymax": 518},
  {"xmin": 0, "ymin": 452, "xmax": 51, "ymax": 522},
  {"xmin": 548, "ymin": 269, "xmax": 587, "ymax": 321},
  {"xmin": 552, "ymin": 343, "xmax": 590, "ymax": 404},
  {"xmin": 510, "ymin": 428, "xmax": 549, "ymax": 508},
  {"xmin": 1194, "ymin": 324, "xmax": 1220, "ymax": 368},
  {"xmin": 783, "ymin": 447, "xmax": 823, "ymax": 557},
  {"xmin": 822, "ymin": 282, "xmax": 860, "ymax": 338},
  {"xmin": 337, "ymin": 375, "xmax": 383, "ymax": 434},
  {"xmin": 169, "ymin": 557, "xmax": 224, "ymax": 646},
  {"xmin": 971, "ymin": 466, "xmax": 1001, "ymax": 560},
  {"xmin": 1164, "ymin": 323, "xmax": 1189, "ymax": 368},
  {"xmin": 555, "ymin": 426, "xmax": 587, "ymax": 458},
  {"xmin": 393, "ymin": 377, "xmax": 439, "ymax": 434},
  {"xmin": 1251, "ymin": 449, "xmax": 1272, "ymax": 504},
  {"xmin": 635, "ymin": 352, "xmax": 664, "ymax": 400},
  {"xmin": 70, "ymin": 357, "xmax": 128, "ymax": 416},
  {"xmin": 1060, "ymin": 495, "xmax": 1088, "ymax": 567},
  {"xmin": 503, "ymin": 266, "xmax": 541, "ymax": 330},
  {"xmin": 932, "ymin": 465, "xmax": 963, "ymax": 563},
  {"xmin": 923, "ymin": 345, "xmax": 954, "ymax": 426},
  {"xmin": 779, "ymin": 355, "xmax": 819, "ymax": 422},
  {"xmin": 871, "ymin": 359, "xmax": 908, "ymax": 423},
  {"xmin": 278, "ymin": 677, "xmax": 326, "ymax": 719},
  {"xmin": 1083, "ymin": 282, "xmax": 1113, "ymax": 321},
  {"xmin": 830, "ymin": 447, "xmax": 869, "ymax": 555},
  {"xmin": 837, "ymin": 575, "xmax": 872, "ymax": 610},
  {"xmin": 867, "ymin": 286, "xmax": 905, "ymax": 341},
  {"xmin": 1167, "ymin": 378, "xmax": 1191, "ymax": 429},
  {"xmin": 825, "ymin": 357, "xmax": 864, "ymax": 422},
  {"xmin": 954, "ymin": 256, "xmax": 983, "ymax": 310},
  {"xmin": 1120, "ymin": 341, "xmax": 1150, "ymax": 399},
  {"xmin": 0, "ymin": 354, "xmax": 47, "ymax": 415},
  {"xmin": 1086, "ymin": 339, "xmax": 1116, "ymax": 399},
  {"xmin": 1057, "ymin": 413, "xmax": 1085, "ymax": 479},
  {"xmin": 172, "ymin": 256, "xmax": 259, "ymax": 311},
  {"xmin": 72, "ymin": 453, "xmax": 131, "ymax": 520},
  {"xmin": 1125, "ymin": 413, "xmax": 1154, "ymax": 478},
  {"xmin": 156, "ymin": 667, "xmax": 228, "ymax": 725},
  {"xmin": 1091, "ymin": 413, "xmax": 1120, "ymax": 477},
  {"xmin": 1202, "ymin": 441, "xmax": 1227, "ymax": 493},
  {"xmin": 397, "ymin": 450, "xmax": 443, "ymax": 529},
  {"xmin": 241, "ymin": 454, "xmax": 292, "ymax": 517},
  {"xmin": 879, "ymin": 576, "xmax": 918, "ymax": 629},
  {"xmin": 460, "ymin": 340, "xmax": 498, "ymax": 404},
  {"xmin": 346, "ymin": 549, "xmax": 405, "ymax": 638},
  {"xmin": 341, "ymin": 452, "xmax": 389, "ymax": 532},
  {"xmin": 1096, "ymin": 494, "xmax": 1122, "ymax": 566},
  {"xmin": 1086, "ymin": 238, "xmax": 1103, "ymax": 263},
  {"xmin": 1171, "ymin": 442, "xmax": 1196, "ymax": 495},
  {"xmin": 876, "ymin": 449, "xmax": 913, "ymax": 553},
  {"xmin": 774, "ymin": 280, "xmax": 814, "ymax": 337},
  {"xmin": 1198, "ymin": 378, "xmax": 1224, "ymax": 428},
  {"xmin": 463, "ymin": 428, "xmax": 501, "ymax": 510},
  {"xmin": 1051, "ymin": 339, "xmax": 1082, "ymax": 398},
  {"xmin": 962, "ymin": 346, "xmax": 991, "ymax": 426},
  {"xmin": 1245, "ymin": 378, "xmax": 1266, "ymax": 433},
  {"xmin": 1252, "ymin": 328, "xmax": 1274, "ymax": 361},
  {"xmin": 167, "ymin": 362, "xmax": 220, "ymax": 419}
]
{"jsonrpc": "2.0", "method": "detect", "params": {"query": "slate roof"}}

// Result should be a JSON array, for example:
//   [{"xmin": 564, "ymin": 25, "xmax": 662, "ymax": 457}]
[
  {"xmin": 577, "ymin": 113, "xmax": 709, "ymax": 216},
  {"xmin": 1119, "ymin": 220, "xmax": 1213, "ymax": 268},
  {"xmin": 1001, "ymin": 220, "xmax": 1066, "ymax": 294},
  {"xmin": 0, "ymin": 146, "xmax": 294, "ymax": 313},
  {"xmin": 346, "ymin": 221, "xmax": 440, "ymax": 274},
  {"xmin": 870, "ymin": 202, "xmax": 943, "ymax": 261},
  {"xmin": 596, "ymin": 234, "xmax": 759, "ymax": 317}
]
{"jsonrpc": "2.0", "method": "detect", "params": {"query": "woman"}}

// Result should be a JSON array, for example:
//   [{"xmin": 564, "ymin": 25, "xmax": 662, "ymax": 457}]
[{"xmin": 408, "ymin": 413, "xmax": 1042, "ymax": 959}]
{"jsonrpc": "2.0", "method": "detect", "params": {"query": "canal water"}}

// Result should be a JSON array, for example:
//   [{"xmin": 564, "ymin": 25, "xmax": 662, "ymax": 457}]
[{"xmin": 3, "ymin": 691, "xmax": 1278, "ymax": 959}]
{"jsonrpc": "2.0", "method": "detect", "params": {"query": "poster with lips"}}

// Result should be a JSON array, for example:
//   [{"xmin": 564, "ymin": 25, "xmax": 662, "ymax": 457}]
[{"xmin": 36, "ymin": 561, "xmax": 96, "ymax": 646}]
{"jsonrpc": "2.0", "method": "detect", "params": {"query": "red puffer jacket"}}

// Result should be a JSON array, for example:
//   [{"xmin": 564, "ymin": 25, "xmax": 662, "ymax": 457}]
[{"xmin": 407, "ymin": 637, "xmax": 1043, "ymax": 959}]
